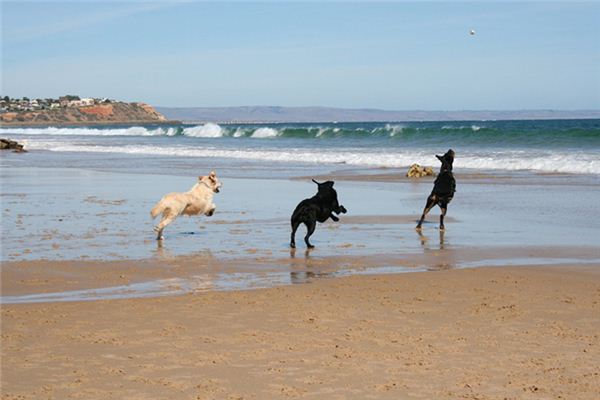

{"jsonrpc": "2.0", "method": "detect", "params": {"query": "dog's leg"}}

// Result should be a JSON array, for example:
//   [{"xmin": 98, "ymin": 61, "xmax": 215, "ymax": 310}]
[
  {"xmin": 439, "ymin": 203, "xmax": 448, "ymax": 231},
  {"xmin": 290, "ymin": 220, "xmax": 301, "ymax": 248},
  {"xmin": 330, "ymin": 213, "xmax": 340, "ymax": 222},
  {"xmin": 205, "ymin": 203, "xmax": 216, "ymax": 217},
  {"xmin": 416, "ymin": 195, "xmax": 436, "ymax": 230},
  {"xmin": 154, "ymin": 225, "xmax": 165, "ymax": 240},
  {"xmin": 304, "ymin": 220, "xmax": 316, "ymax": 248},
  {"xmin": 154, "ymin": 211, "xmax": 177, "ymax": 240}
]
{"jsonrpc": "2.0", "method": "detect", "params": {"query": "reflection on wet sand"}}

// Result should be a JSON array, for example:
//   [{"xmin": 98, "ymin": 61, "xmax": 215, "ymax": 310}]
[
  {"xmin": 417, "ymin": 229, "xmax": 446, "ymax": 250},
  {"xmin": 289, "ymin": 247, "xmax": 313, "ymax": 260},
  {"xmin": 154, "ymin": 240, "xmax": 172, "ymax": 258},
  {"xmin": 417, "ymin": 229, "xmax": 455, "ymax": 270},
  {"xmin": 289, "ymin": 270, "xmax": 333, "ymax": 285}
]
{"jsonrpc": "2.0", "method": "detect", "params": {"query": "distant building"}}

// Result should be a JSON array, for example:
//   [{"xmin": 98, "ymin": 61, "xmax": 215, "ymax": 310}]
[
  {"xmin": 59, "ymin": 95, "xmax": 80, "ymax": 107},
  {"xmin": 65, "ymin": 97, "xmax": 95, "ymax": 107}
]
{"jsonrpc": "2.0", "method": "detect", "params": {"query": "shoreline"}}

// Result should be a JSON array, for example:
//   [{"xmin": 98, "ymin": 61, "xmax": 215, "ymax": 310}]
[
  {"xmin": 3, "ymin": 245, "xmax": 600, "ymax": 303},
  {"xmin": 2, "ymin": 265, "xmax": 599, "ymax": 399}
]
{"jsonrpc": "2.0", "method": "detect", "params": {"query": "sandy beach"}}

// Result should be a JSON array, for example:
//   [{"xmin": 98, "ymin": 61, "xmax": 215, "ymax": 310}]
[
  {"xmin": 2, "ymin": 265, "xmax": 599, "ymax": 399},
  {"xmin": 2, "ymin": 148, "xmax": 599, "ymax": 399}
]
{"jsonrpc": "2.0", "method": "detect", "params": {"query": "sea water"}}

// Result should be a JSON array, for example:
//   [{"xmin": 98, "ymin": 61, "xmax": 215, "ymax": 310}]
[{"xmin": 1, "ymin": 119, "xmax": 599, "ymax": 176}]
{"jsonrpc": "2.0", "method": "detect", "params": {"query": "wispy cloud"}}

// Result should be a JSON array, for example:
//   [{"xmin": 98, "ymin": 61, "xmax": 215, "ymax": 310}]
[{"xmin": 3, "ymin": 1, "xmax": 187, "ymax": 43}]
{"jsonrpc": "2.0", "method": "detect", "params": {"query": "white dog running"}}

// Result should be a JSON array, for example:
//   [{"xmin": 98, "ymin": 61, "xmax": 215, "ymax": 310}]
[{"xmin": 150, "ymin": 171, "xmax": 222, "ymax": 240}]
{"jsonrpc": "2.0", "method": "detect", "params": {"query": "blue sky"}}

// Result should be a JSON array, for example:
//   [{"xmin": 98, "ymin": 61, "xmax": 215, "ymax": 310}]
[{"xmin": 2, "ymin": 1, "xmax": 599, "ymax": 109}]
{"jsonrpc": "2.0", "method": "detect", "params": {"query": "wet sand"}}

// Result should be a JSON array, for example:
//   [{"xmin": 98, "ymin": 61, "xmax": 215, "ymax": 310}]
[
  {"xmin": 2, "ymin": 265, "xmax": 599, "ymax": 399},
  {"xmin": 2, "ymin": 167, "xmax": 599, "ymax": 264}
]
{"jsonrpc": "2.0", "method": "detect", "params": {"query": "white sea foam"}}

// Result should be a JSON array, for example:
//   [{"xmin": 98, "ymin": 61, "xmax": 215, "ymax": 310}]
[
  {"xmin": 441, "ymin": 125, "xmax": 485, "ymax": 131},
  {"xmin": 164, "ymin": 127, "xmax": 179, "ymax": 136},
  {"xmin": 233, "ymin": 128, "xmax": 247, "ymax": 138},
  {"xmin": 26, "ymin": 142, "xmax": 600, "ymax": 174},
  {"xmin": 182, "ymin": 123, "xmax": 224, "ymax": 138},
  {"xmin": 0, "ymin": 126, "xmax": 167, "ymax": 136},
  {"xmin": 385, "ymin": 124, "xmax": 404, "ymax": 136},
  {"xmin": 251, "ymin": 127, "xmax": 279, "ymax": 138}
]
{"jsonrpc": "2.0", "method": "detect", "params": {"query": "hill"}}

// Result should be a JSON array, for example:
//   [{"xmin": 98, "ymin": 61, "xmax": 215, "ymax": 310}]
[{"xmin": 0, "ymin": 102, "xmax": 170, "ymax": 126}]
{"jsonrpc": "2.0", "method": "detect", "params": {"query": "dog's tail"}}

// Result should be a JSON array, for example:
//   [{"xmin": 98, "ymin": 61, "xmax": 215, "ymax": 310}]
[{"xmin": 150, "ymin": 202, "xmax": 165, "ymax": 219}]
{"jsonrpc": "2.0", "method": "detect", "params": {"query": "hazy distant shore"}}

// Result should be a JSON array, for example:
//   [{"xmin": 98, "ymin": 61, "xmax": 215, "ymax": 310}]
[
  {"xmin": 2, "ymin": 106, "xmax": 598, "ymax": 126},
  {"xmin": 157, "ymin": 106, "xmax": 600, "ymax": 123}
]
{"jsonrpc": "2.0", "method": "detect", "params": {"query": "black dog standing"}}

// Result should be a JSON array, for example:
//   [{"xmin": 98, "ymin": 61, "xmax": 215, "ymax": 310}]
[
  {"xmin": 290, "ymin": 180, "xmax": 347, "ymax": 248},
  {"xmin": 416, "ymin": 149, "xmax": 456, "ymax": 231}
]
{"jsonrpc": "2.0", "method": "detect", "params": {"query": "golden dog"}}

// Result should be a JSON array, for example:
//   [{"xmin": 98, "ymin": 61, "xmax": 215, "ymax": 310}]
[{"xmin": 150, "ymin": 171, "xmax": 222, "ymax": 240}]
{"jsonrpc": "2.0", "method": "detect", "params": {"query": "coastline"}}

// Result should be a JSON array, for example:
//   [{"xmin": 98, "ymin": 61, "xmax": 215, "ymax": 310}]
[
  {"xmin": 0, "ymin": 119, "xmax": 181, "ymax": 128},
  {"xmin": 2, "ymin": 265, "xmax": 599, "ymax": 399}
]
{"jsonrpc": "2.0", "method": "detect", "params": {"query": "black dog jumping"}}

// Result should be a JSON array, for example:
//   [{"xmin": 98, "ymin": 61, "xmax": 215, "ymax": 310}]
[
  {"xmin": 290, "ymin": 179, "xmax": 347, "ymax": 248},
  {"xmin": 416, "ymin": 149, "xmax": 456, "ymax": 231}
]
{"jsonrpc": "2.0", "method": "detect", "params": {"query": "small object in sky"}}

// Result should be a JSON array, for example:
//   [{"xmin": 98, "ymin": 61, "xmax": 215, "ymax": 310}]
[{"xmin": 470, "ymin": 29, "xmax": 476, "ymax": 36}]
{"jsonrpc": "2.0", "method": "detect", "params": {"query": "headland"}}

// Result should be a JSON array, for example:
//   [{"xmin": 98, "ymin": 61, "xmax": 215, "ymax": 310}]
[{"xmin": 0, "ymin": 96, "xmax": 175, "ymax": 126}]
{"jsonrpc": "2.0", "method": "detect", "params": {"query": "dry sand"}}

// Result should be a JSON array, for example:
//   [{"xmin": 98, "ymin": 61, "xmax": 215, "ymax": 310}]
[{"xmin": 2, "ymin": 265, "xmax": 599, "ymax": 399}]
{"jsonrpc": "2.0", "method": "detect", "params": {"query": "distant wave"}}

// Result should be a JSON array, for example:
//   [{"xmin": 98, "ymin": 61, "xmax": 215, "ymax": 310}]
[
  {"xmin": 182, "ymin": 123, "xmax": 224, "ymax": 138},
  {"xmin": 0, "ymin": 123, "xmax": 497, "ymax": 139},
  {"xmin": 3, "ymin": 123, "xmax": 599, "ymax": 144},
  {"xmin": 0, "ymin": 126, "xmax": 179, "ymax": 137},
  {"xmin": 25, "ymin": 142, "xmax": 600, "ymax": 174}
]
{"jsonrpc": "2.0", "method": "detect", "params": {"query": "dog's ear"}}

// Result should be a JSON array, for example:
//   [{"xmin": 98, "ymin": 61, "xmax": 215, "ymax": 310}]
[
  {"xmin": 312, "ymin": 179, "xmax": 320, "ymax": 185},
  {"xmin": 198, "ymin": 175, "xmax": 205, "ymax": 181},
  {"xmin": 208, "ymin": 171, "xmax": 217, "ymax": 183},
  {"xmin": 436, "ymin": 155, "xmax": 444, "ymax": 162}
]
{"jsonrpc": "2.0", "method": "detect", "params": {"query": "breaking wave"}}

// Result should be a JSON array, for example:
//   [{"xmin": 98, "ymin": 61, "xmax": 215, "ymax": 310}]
[
  {"xmin": 0, "ymin": 123, "xmax": 502, "ymax": 139},
  {"xmin": 25, "ymin": 142, "xmax": 600, "ymax": 174},
  {"xmin": 2, "ymin": 122, "xmax": 599, "ymax": 145}
]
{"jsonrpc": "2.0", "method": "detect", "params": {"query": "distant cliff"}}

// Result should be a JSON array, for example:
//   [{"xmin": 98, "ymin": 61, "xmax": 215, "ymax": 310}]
[{"xmin": 0, "ymin": 102, "xmax": 170, "ymax": 126}]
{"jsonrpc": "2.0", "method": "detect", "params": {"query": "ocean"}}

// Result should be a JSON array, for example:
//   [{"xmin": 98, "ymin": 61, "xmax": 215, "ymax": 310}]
[{"xmin": 2, "ymin": 119, "xmax": 599, "ymax": 176}]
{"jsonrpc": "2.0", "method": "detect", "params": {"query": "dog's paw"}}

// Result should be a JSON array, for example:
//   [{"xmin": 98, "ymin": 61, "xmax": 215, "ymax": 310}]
[
  {"xmin": 290, "ymin": 242, "xmax": 296, "ymax": 249},
  {"xmin": 331, "ymin": 215, "xmax": 340, "ymax": 222},
  {"xmin": 339, "ymin": 206, "xmax": 347, "ymax": 214}
]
